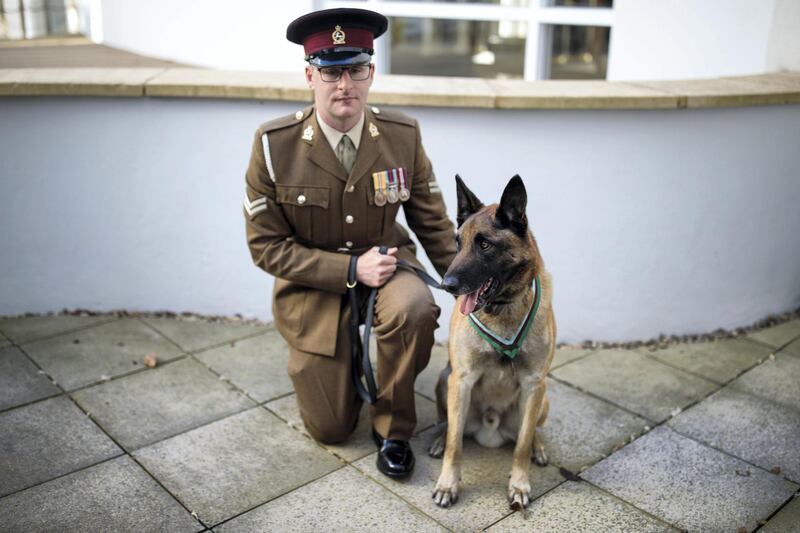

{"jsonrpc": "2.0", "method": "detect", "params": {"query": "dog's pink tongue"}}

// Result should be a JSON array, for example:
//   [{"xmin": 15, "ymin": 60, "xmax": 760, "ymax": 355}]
[{"xmin": 460, "ymin": 290, "xmax": 479, "ymax": 316}]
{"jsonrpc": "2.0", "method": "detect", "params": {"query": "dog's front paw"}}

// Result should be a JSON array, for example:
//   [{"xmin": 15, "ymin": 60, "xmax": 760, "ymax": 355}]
[
  {"xmin": 432, "ymin": 472, "xmax": 460, "ymax": 508},
  {"xmin": 428, "ymin": 433, "xmax": 445, "ymax": 458},
  {"xmin": 507, "ymin": 478, "xmax": 532, "ymax": 509}
]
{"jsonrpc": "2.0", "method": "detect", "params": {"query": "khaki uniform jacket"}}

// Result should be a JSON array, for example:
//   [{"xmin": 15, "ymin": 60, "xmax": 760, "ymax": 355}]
[{"xmin": 245, "ymin": 105, "xmax": 456, "ymax": 357}]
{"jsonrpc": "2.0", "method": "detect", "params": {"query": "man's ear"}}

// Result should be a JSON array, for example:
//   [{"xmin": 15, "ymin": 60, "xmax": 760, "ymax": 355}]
[
  {"xmin": 305, "ymin": 66, "xmax": 314, "ymax": 89},
  {"xmin": 455, "ymin": 174, "xmax": 484, "ymax": 228},
  {"xmin": 496, "ymin": 175, "xmax": 527, "ymax": 236}
]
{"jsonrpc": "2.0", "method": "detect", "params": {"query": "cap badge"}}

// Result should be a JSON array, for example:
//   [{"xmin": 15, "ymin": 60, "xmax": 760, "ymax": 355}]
[
  {"xmin": 302, "ymin": 125, "xmax": 314, "ymax": 142},
  {"xmin": 369, "ymin": 122, "xmax": 379, "ymax": 138},
  {"xmin": 332, "ymin": 25, "xmax": 346, "ymax": 45}
]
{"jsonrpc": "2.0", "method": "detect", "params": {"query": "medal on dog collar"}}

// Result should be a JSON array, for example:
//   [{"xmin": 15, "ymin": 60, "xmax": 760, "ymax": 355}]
[
  {"xmin": 387, "ymin": 169, "xmax": 399, "ymax": 204},
  {"xmin": 372, "ymin": 171, "xmax": 387, "ymax": 206},
  {"xmin": 398, "ymin": 167, "xmax": 410, "ymax": 201},
  {"xmin": 468, "ymin": 276, "xmax": 541, "ymax": 360}
]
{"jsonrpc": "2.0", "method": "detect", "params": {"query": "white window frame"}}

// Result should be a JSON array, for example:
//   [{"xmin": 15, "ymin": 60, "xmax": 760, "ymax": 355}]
[{"xmin": 323, "ymin": 0, "xmax": 614, "ymax": 80}]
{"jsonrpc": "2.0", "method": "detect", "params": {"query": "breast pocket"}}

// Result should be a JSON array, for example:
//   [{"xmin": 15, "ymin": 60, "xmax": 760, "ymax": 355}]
[
  {"xmin": 365, "ymin": 185, "xmax": 398, "ymax": 242},
  {"xmin": 276, "ymin": 184, "xmax": 330, "ymax": 244}
]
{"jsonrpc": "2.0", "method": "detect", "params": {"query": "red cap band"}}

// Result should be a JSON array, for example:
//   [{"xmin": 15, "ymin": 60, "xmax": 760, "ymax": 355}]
[{"xmin": 303, "ymin": 27, "xmax": 374, "ymax": 57}]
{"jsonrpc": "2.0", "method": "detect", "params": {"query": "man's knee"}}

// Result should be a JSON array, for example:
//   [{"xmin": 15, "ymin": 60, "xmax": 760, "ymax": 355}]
[{"xmin": 377, "ymin": 285, "xmax": 440, "ymax": 332}]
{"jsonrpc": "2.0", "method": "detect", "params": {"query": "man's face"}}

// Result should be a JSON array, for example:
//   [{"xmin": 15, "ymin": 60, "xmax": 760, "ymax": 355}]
[{"xmin": 306, "ymin": 63, "xmax": 374, "ymax": 128}]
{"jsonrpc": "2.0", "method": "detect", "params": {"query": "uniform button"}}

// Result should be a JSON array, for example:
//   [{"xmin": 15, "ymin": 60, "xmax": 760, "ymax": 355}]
[
  {"xmin": 297, "ymin": 194, "xmax": 306, "ymax": 205},
  {"xmin": 346, "ymin": 185, "xmax": 355, "ymax": 193},
  {"xmin": 295, "ymin": 110, "xmax": 303, "ymax": 120},
  {"xmin": 345, "ymin": 215, "xmax": 354, "ymax": 224},
  {"xmin": 371, "ymin": 106, "xmax": 380, "ymax": 114},
  {"xmin": 345, "ymin": 241, "xmax": 353, "ymax": 248}
]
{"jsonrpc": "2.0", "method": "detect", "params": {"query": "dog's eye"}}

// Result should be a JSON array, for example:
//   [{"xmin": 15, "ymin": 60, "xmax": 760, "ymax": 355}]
[{"xmin": 479, "ymin": 239, "xmax": 491, "ymax": 250}]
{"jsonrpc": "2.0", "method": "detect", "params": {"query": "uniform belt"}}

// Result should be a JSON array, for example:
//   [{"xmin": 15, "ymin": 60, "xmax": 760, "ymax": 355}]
[{"xmin": 347, "ymin": 246, "xmax": 442, "ymax": 405}]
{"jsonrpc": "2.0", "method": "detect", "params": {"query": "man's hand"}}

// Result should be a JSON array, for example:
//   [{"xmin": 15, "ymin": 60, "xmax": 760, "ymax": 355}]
[{"xmin": 356, "ymin": 247, "xmax": 398, "ymax": 287}]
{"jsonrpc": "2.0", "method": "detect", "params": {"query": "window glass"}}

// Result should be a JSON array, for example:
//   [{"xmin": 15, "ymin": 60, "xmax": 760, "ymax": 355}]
[
  {"xmin": 389, "ymin": 17, "xmax": 526, "ymax": 78},
  {"xmin": 547, "ymin": 24, "xmax": 609, "ymax": 79},
  {"xmin": 386, "ymin": 0, "xmax": 529, "ymax": 4},
  {"xmin": 551, "ymin": 0, "xmax": 612, "ymax": 7}
]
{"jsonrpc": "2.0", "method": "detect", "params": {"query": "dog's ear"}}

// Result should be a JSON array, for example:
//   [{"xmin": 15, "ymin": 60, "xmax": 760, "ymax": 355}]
[
  {"xmin": 455, "ymin": 174, "xmax": 484, "ymax": 228},
  {"xmin": 496, "ymin": 175, "xmax": 527, "ymax": 236}
]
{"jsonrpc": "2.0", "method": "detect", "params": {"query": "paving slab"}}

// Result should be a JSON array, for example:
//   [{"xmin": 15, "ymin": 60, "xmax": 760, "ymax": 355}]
[
  {"xmin": 761, "ymin": 494, "xmax": 800, "ymax": 533},
  {"xmin": 353, "ymin": 427, "xmax": 565, "ymax": 532},
  {"xmin": 0, "ymin": 346, "xmax": 60, "ymax": 411},
  {"xmin": 133, "ymin": 407, "xmax": 343, "ymax": 526},
  {"xmin": 780, "ymin": 336, "xmax": 800, "ymax": 357},
  {"xmin": 23, "ymin": 318, "xmax": 184, "ymax": 390},
  {"xmin": 215, "ymin": 466, "xmax": 446, "ymax": 532},
  {"xmin": 541, "ymin": 379, "xmax": 650, "ymax": 472},
  {"xmin": 639, "ymin": 337, "xmax": 773, "ymax": 384},
  {"xmin": 72, "ymin": 358, "xmax": 255, "ymax": 450},
  {"xmin": 0, "ymin": 315, "xmax": 114, "ymax": 344},
  {"xmin": 748, "ymin": 319, "xmax": 800, "ymax": 349},
  {"xmin": 194, "ymin": 329, "xmax": 292, "ymax": 403},
  {"xmin": 0, "ymin": 456, "xmax": 202, "ymax": 532},
  {"xmin": 583, "ymin": 426, "xmax": 798, "ymax": 533},
  {"xmin": 551, "ymin": 346, "xmax": 593, "ymax": 369},
  {"xmin": 728, "ymin": 354, "xmax": 800, "ymax": 412},
  {"xmin": 0, "ymin": 396, "xmax": 121, "ymax": 497},
  {"xmin": 487, "ymin": 481, "xmax": 677, "ymax": 532},
  {"xmin": 143, "ymin": 317, "xmax": 269, "ymax": 352},
  {"xmin": 266, "ymin": 392, "xmax": 439, "ymax": 462},
  {"xmin": 552, "ymin": 349, "xmax": 719, "ymax": 422},
  {"xmin": 669, "ymin": 387, "xmax": 800, "ymax": 483},
  {"xmin": 415, "ymin": 343, "xmax": 448, "ymax": 401}
]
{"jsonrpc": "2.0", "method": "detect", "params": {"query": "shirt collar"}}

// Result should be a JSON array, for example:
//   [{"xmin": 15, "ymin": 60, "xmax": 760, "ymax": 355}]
[{"xmin": 316, "ymin": 111, "xmax": 365, "ymax": 152}]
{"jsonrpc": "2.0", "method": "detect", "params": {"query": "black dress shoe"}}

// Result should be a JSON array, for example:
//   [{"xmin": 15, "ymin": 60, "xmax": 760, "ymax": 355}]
[{"xmin": 372, "ymin": 428, "xmax": 415, "ymax": 478}]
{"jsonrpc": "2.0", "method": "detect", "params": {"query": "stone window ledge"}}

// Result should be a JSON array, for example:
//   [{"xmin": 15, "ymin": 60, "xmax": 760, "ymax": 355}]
[{"xmin": 1, "ymin": 68, "xmax": 798, "ymax": 109}]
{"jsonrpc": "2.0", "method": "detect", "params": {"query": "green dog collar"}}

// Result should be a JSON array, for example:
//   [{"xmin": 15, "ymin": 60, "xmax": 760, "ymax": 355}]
[{"xmin": 467, "ymin": 276, "xmax": 541, "ymax": 360}]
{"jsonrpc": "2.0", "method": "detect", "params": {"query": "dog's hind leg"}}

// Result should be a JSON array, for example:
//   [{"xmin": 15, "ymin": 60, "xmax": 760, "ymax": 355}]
[{"xmin": 428, "ymin": 363, "xmax": 451, "ymax": 457}]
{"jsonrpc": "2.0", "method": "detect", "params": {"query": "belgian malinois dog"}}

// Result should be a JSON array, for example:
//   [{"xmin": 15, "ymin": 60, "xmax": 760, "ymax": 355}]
[{"xmin": 430, "ymin": 175, "xmax": 556, "ymax": 510}]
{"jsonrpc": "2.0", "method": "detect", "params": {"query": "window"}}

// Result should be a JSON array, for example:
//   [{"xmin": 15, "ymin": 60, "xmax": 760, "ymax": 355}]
[
  {"xmin": 324, "ymin": 0, "xmax": 613, "ymax": 80},
  {"xmin": 390, "ymin": 17, "xmax": 527, "ymax": 78},
  {"xmin": 0, "ymin": 0, "xmax": 85, "ymax": 40},
  {"xmin": 546, "ymin": 24, "xmax": 609, "ymax": 79}
]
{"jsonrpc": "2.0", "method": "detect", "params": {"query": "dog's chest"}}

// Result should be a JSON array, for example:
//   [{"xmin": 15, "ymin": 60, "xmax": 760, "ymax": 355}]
[{"xmin": 472, "ymin": 364, "xmax": 522, "ymax": 411}]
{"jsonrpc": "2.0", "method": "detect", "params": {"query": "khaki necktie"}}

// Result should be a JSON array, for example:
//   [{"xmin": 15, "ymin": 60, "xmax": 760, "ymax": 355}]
[{"xmin": 336, "ymin": 134, "xmax": 357, "ymax": 175}]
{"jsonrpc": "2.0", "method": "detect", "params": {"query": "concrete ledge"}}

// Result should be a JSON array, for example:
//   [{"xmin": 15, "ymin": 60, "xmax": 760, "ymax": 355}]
[
  {"xmin": 0, "ymin": 67, "xmax": 798, "ymax": 109},
  {"xmin": 0, "ymin": 68, "xmax": 166, "ymax": 97}
]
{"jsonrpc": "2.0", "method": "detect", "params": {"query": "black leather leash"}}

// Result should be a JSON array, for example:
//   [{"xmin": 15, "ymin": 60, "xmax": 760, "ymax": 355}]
[{"xmin": 348, "ymin": 246, "xmax": 442, "ymax": 405}]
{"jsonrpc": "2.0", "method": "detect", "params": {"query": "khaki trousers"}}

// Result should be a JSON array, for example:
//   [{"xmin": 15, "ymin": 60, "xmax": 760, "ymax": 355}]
[{"xmin": 287, "ymin": 269, "xmax": 440, "ymax": 443}]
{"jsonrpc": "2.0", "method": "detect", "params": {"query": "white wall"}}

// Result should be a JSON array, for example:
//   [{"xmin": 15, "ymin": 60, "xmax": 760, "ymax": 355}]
[
  {"xmin": 96, "ymin": 0, "xmax": 798, "ymax": 79},
  {"xmin": 766, "ymin": 0, "xmax": 800, "ymax": 72},
  {"xmin": 100, "ymin": 0, "xmax": 314, "ymax": 70},
  {"xmin": 2, "ymin": 96, "xmax": 799, "ymax": 343},
  {"xmin": 608, "ymin": 0, "xmax": 777, "ymax": 80}
]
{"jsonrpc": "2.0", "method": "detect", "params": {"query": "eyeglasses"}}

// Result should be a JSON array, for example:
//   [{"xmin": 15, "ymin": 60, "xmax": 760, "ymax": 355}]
[{"xmin": 316, "ymin": 64, "xmax": 372, "ymax": 82}]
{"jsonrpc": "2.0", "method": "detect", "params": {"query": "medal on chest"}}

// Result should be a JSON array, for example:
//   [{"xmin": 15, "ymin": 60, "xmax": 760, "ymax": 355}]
[
  {"xmin": 372, "ymin": 168, "xmax": 410, "ymax": 205},
  {"xmin": 372, "ymin": 171, "xmax": 387, "ymax": 206}
]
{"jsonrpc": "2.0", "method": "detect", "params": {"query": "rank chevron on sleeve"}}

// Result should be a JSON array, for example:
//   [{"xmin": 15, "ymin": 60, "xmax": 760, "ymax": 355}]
[{"xmin": 244, "ymin": 194, "xmax": 267, "ymax": 217}]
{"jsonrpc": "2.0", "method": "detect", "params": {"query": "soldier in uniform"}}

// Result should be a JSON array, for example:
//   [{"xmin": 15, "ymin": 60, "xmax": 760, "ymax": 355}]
[{"xmin": 244, "ymin": 7, "xmax": 456, "ymax": 478}]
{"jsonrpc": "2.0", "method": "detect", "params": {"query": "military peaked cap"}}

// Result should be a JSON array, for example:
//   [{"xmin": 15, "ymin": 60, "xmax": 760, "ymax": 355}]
[{"xmin": 286, "ymin": 8, "xmax": 388, "ymax": 67}]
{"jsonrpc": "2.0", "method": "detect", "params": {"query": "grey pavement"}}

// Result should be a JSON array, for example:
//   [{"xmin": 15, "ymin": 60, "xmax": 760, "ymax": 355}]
[{"xmin": 0, "ymin": 314, "xmax": 798, "ymax": 532}]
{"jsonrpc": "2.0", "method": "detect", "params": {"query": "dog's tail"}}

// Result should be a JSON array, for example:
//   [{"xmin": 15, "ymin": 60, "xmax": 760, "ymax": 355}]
[
  {"xmin": 475, "ymin": 408, "xmax": 506, "ymax": 448},
  {"xmin": 482, "ymin": 408, "xmax": 500, "ymax": 432}
]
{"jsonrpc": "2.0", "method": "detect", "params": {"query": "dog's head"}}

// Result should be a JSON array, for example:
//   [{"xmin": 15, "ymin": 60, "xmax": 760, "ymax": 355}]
[{"xmin": 442, "ymin": 174, "xmax": 540, "ymax": 315}]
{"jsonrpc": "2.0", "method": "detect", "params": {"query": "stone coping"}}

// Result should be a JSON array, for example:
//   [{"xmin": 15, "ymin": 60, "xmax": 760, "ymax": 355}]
[{"xmin": 1, "ymin": 67, "xmax": 798, "ymax": 109}]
